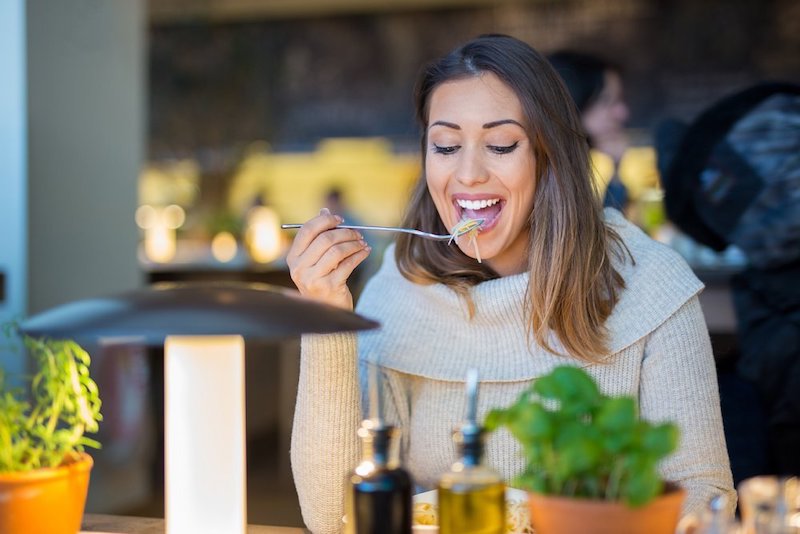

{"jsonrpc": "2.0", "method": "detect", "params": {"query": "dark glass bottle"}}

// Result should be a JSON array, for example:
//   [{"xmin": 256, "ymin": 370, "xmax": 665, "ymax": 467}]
[{"xmin": 345, "ymin": 419, "xmax": 413, "ymax": 534}]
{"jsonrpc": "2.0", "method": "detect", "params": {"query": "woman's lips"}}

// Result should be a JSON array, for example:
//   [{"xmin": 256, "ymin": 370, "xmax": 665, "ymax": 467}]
[{"xmin": 453, "ymin": 197, "xmax": 504, "ymax": 233}]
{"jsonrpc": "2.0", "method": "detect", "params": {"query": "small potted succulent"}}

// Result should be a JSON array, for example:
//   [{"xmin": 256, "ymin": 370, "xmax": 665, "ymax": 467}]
[
  {"xmin": 0, "ymin": 323, "xmax": 102, "ymax": 534},
  {"xmin": 485, "ymin": 365, "xmax": 684, "ymax": 534}
]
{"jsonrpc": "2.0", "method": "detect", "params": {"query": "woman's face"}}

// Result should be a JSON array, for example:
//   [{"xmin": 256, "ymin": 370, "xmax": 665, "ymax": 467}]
[
  {"xmin": 582, "ymin": 70, "xmax": 629, "ymax": 143},
  {"xmin": 425, "ymin": 73, "xmax": 536, "ymax": 276}
]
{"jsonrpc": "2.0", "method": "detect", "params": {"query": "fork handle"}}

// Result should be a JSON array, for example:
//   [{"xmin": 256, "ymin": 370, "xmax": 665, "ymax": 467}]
[{"xmin": 280, "ymin": 224, "xmax": 450, "ymax": 240}]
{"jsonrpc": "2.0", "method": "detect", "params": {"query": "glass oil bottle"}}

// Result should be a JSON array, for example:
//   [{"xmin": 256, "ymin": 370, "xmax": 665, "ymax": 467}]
[
  {"xmin": 344, "ymin": 366, "xmax": 413, "ymax": 534},
  {"xmin": 437, "ymin": 369, "xmax": 505, "ymax": 534}
]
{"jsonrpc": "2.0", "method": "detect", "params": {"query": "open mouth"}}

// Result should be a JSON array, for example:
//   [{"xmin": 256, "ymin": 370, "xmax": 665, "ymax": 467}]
[{"xmin": 454, "ymin": 197, "xmax": 504, "ymax": 230}]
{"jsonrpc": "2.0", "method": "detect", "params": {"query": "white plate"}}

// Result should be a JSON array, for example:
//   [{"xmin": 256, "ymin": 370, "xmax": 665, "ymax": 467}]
[{"xmin": 412, "ymin": 487, "xmax": 528, "ymax": 533}]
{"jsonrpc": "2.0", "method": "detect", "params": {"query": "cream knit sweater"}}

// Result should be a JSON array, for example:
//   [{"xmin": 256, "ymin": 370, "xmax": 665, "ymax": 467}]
[{"xmin": 290, "ymin": 210, "xmax": 735, "ymax": 533}]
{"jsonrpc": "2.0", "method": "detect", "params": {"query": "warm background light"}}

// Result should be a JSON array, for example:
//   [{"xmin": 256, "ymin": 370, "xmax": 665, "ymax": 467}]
[
  {"xmin": 135, "ymin": 205, "xmax": 157, "ymax": 229},
  {"xmin": 139, "ymin": 160, "xmax": 200, "ymax": 208},
  {"xmin": 227, "ymin": 138, "xmax": 419, "ymax": 228},
  {"xmin": 162, "ymin": 204, "xmax": 186, "ymax": 229},
  {"xmin": 244, "ymin": 205, "xmax": 283, "ymax": 264},
  {"xmin": 135, "ymin": 204, "xmax": 186, "ymax": 263},
  {"xmin": 143, "ymin": 225, "xmax": 177, "ymax": 264},
  {"xmin": 211, "ymin": 231, "xmax": 238, "ymax": 263}
]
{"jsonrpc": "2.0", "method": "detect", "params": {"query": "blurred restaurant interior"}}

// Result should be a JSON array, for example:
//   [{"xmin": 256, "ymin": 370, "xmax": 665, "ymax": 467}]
[{"xmin": 1, "ymin": 0, "xmax": 799, "ymax": 529}]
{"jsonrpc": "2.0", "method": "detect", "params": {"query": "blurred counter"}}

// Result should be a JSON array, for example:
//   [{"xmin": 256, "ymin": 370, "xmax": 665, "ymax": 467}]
[{"xmin": 81, "ymin": 514, "xmax": 307, "ymax": 533}]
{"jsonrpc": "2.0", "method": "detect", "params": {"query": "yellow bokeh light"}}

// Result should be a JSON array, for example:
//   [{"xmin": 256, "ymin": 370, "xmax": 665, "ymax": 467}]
[
  {"xmin": 245, "ymin": 206, "xmax": 283, "ymax": 264},
  {"xmin": 135, "ymin": 204, "xmax": 157, "ymax": 229},
  {"xmin": 211, "ymin": 231, "xmax": 238, "ymax": 263},
  {"xmin": 144, "ymin": 225, "xmax": 176, "ymax": 263},
  {"xmin": 163, "ymin": 204, "xmax": 186, "ymax": 230}
]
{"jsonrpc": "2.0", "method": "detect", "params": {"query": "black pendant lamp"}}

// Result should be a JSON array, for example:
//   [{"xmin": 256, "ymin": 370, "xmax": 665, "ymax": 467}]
[{"xmin": 20, "ymin": 281, "xmax": 378, "ymax": 534}]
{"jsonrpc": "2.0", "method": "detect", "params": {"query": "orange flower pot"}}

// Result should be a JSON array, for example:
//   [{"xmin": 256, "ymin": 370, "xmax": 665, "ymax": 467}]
[
  {"xmin": 528, "ymin": 484, "xmax": 686, "ymax": 534},
  {"xmin": 0, "ymin": 453, "xmax": 93, "ymax": 534}
]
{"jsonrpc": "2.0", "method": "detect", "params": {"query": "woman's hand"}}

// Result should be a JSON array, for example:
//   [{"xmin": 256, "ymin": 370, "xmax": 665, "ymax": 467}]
[{"xmin": 285, "ymin": 208, "xmax": 371, "ymax": 310}]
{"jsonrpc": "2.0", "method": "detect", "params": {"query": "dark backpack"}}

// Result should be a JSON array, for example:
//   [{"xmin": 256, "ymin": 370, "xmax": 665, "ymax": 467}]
[{"xmin": 658, "ymin": 83, "xmax": 800, "ymax": 269}]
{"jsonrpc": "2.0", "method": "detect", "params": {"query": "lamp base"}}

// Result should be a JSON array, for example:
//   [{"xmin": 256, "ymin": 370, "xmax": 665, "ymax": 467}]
[{"xmin": 165, "ymin": 335, "xmax": 246, "ymax": 534}]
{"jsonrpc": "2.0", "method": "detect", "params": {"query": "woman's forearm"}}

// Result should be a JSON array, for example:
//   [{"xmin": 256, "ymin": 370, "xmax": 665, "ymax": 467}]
[{"xmin": 290, "ymin": 332, "xmax": 362, "ymax": 533}]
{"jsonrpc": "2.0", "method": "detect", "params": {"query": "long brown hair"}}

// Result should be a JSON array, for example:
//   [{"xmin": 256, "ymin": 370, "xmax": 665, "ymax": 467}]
[{"xmin": 395, "ymin": 34, "xmax": 629, "ymax": 362}]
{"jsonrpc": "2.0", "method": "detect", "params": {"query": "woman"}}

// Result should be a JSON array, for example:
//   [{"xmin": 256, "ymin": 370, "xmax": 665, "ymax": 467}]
[
  {"xmin": 287, "ymin": 34, "xmax": 734, "ymax": 533},
  {"xmin": 547, "ymin": 50, "xmax": 634, "ymax": 211}
]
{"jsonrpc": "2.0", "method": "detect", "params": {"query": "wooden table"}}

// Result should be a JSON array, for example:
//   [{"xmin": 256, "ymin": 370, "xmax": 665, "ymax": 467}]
[{"xmin": 81, "ymin": 514, "xmax": 309, "ymax": 533}]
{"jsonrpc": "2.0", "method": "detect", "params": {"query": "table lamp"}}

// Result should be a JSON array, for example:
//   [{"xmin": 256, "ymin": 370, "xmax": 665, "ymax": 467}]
[{"xmin": 20, "ymin": 281, "xmax": 378, "ymax": 534}]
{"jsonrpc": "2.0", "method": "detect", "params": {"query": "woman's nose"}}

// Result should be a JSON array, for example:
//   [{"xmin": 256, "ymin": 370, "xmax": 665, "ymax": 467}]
[{"xmin": 455, "ymin": 149, "xmax": 489, "ymax": 186}]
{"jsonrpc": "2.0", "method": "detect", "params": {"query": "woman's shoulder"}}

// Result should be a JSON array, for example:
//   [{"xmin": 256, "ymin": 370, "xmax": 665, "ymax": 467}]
[
  {"xmin": 604, "ymin": 208, "xmax": 692, "ymax": 270},
  {"xmin": 603, "ymin": 208, "xmax": 705, "ymax": 352}
]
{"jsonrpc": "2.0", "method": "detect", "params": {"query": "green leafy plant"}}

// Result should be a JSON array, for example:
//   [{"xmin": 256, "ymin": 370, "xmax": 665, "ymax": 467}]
[
  {"xmin": 485, "ymin": 365, "xmax": 678, "ymax": 507},
  {"xmin": 0, "ymin": 323, "xmax": 102, "ymax": 473}
]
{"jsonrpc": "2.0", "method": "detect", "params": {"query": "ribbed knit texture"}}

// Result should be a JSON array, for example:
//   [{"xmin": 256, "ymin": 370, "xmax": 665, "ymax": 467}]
[{"xmin": 290, "ymin": 210, "xmax": 735, "ymax": 533}]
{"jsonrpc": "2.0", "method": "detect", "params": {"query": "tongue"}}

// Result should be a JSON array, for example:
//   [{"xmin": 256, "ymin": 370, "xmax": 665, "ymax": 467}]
[{"xmin": 463, "ymin": 203, "xmax": 502, "ymax": 224}]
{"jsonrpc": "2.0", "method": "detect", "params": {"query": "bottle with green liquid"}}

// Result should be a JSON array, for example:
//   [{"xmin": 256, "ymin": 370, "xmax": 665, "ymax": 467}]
[{"xmin": 437, "ymin": 369, "xmax": 505, "ymax": 534}]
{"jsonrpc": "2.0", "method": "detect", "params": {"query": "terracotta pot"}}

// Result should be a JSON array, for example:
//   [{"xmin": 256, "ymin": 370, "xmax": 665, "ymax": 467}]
[
  {"xmin": 527, "ymin": 484, "xmax": 686, "ymax": 534},
  {"xmin": 0, "ymin": 453, "xmax": 93, "ymax": 534}
]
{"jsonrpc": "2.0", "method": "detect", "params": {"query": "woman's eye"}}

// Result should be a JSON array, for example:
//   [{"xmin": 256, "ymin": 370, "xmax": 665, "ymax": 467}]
[
  {"xmin": 432, "ymin": 143, "xmax": 459, "ymax": 155},
  {"xmin": 488, "ymin": 141, "xmax": 519, "ymax": 154}
]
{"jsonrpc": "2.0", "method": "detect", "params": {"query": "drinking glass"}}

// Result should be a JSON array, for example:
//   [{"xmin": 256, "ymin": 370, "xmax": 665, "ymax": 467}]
[{"xmin": 738, "ymin": 476, "xmax": 800, "ymax": 534}]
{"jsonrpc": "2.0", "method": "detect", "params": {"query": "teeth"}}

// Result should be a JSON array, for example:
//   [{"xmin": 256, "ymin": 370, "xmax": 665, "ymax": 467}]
[{"xmin": 456, "ymin": 198, "xmax": 500, "ymax": 210}]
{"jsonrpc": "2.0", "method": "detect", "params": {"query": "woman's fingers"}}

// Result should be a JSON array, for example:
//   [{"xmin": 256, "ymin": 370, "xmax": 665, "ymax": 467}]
[
  {"xmin": 288, "ymin": 208, "xmax": 341, "ymax": 254},
  {"xmin": 286, "ymin": 209, "xmax": 342, "ymax": 271},
  {"xmin": 330, "ymin": 246, "xmax": 371, "ymax": 287},
  {"xmin": 298, "ymin": 244, "xmax": 370, "ymax": 310},
  {"xmin": 311, "ymin": 238, "xmax": 371, "ymax": 287},
  {"xmin": 302, "ymin": 228, "xmax": 365, "ymax": 271},
  {"xmin": 292, "ymin": 235, "xmax": 366, "ymax": 286},
  {"xmin": 286, "ymin": 208, "xmax": 371, "ymax": 309},
  {"xmin": 287, "ymin": 219, "xmax": 365, "ymax": 279}
]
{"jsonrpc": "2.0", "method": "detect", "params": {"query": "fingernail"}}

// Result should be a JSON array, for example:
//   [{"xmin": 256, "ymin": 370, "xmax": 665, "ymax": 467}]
[
  {"xmin": 320, "ymin": 208, "xmax": 331, "ymax": 215},
  {"xmin": 335, "ymin": 215, "xmax": 344, "ymax": 223}
]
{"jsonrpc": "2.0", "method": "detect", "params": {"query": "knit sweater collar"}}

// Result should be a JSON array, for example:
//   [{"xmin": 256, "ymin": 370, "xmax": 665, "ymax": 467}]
[{"xmin": 357, "ymin": 209, "xmax": 703, "ymax": 381}]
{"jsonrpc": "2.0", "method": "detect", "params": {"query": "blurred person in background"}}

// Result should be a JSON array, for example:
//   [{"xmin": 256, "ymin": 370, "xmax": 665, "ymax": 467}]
[
  {"xmin": 658, "ymin": 82, "xmax": 800, "ymax": 480},
  {"xmin": 548, "ymin": 51, "xmax": 659, "ymax": 219},
  {"xmin": 323, "ymin": 187, "xmax": 358, "ymax": 224}
]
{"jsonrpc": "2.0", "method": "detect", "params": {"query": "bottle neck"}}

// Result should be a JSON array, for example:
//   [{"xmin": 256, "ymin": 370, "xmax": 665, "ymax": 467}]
[
  {"xmin": 359, "ymin": 424, "xmax": 398, "ymax": 468},
  {"xmin": 455, "ymin": 426, "xmax": 483, "ymax": 468},
  {"xmin": 458, "ymin": 440, "xmax": 482, "ymax": 467}
]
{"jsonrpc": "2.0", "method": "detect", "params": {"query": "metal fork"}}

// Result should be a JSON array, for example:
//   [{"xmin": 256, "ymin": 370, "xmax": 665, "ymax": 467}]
[{"xmin": 281, "ymin": 223, "xmax": 455, "ymax": 241}]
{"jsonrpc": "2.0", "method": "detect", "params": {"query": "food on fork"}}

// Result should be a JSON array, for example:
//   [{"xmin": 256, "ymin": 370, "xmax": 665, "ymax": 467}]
[{"xmin": 449, "ymin": 217, "xmax": 485, "ymax": 263}]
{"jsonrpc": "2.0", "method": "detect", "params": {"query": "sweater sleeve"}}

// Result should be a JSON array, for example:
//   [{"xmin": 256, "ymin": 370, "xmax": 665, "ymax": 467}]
[
  {"xmin": 639, "ymin": 295, "xmax": 737, "ymax": 517},
  {"xmin": 290, "ymin": 332, "xmax": 362, "ymax": 534}
]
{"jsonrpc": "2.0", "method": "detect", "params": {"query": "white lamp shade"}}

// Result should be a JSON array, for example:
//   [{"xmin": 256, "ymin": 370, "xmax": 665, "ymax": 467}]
[{"xmin": 165, "ymin": 335, "xmax": 245, "ymax": 534}]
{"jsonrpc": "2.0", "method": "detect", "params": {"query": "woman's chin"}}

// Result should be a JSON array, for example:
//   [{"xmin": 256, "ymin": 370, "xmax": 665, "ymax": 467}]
[{"xmin": 456, "ymin": 241, "xmax": 491, "ymax": 264}]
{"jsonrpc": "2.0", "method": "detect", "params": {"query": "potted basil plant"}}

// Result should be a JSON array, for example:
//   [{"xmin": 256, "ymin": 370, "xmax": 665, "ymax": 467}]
[
  {"xmin": 485, "ymin": 365, "xmax": 684, "ymax": 534},
  {"xmin": 0, "ymin": 323, "xmax": 103, "ymax": 534}
]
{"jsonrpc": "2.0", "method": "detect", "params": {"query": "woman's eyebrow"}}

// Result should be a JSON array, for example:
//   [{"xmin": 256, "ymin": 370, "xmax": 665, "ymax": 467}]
[
  {"xmin": 429, "ymin": 120, "xmax": 460, "ymax": 130},
  {"xmin": 429, "ymin": 118, "xmax": 523, "ymax": 131},
  {"xmin": 483, "ymin": 119, "xmax": 524, "ymax": 129}
]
